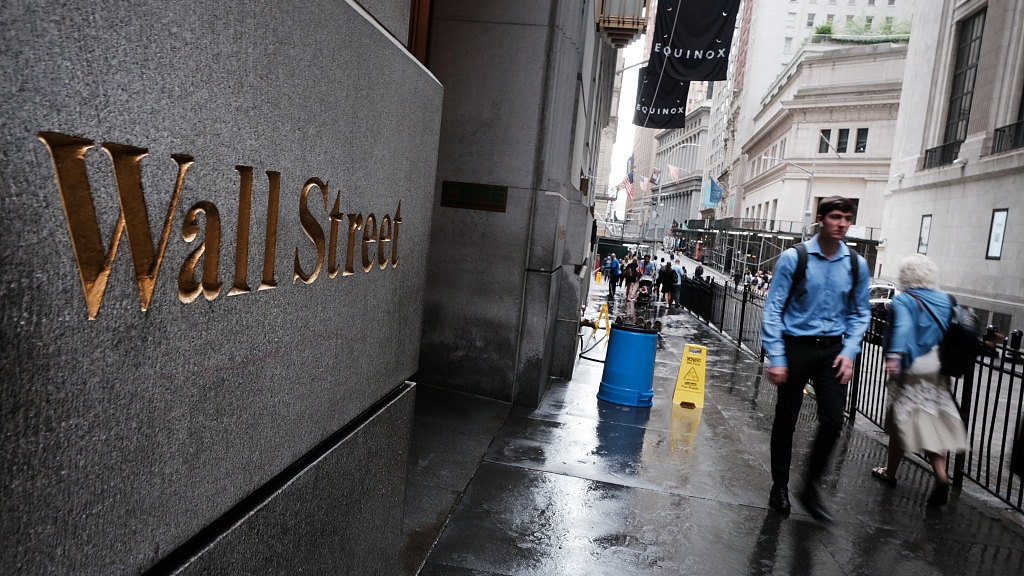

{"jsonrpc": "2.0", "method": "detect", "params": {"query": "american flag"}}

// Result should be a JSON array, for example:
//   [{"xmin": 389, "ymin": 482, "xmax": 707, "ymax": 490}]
[{"xmin": 624, "ymin": 154, "xmax": 635, "ymax": 202}]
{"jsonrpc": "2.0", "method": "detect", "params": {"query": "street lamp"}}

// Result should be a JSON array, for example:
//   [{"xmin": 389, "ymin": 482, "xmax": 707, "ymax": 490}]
[{"xmin": 763, "ymin": 154, "xmax": 814, "ymax": 241}]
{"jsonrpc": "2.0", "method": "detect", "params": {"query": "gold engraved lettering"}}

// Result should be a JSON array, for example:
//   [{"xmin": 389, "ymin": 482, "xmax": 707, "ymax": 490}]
[
  {"xmin": 178, "ymin": 201, "xmax": 222, "ymax": 303},
  {"xmin": 228, "ymin": 166, "xmax": 253, "ymax": 296},
  {"xmin": 361, "ymin": 213, "xmax": 377, "ymax": 273},
  {"xmin": 328, "ymin": 193, "xmax": 343, "ymax": 278},
  {"xmin": 377, "ymin": 214, "xmax": 392, "ymax": 269},
  {"xmin": 391, "ymin": 201, "xmax": 402, "ymax": 268},
  {"xmin": 344, "ymin": 214, "xmax": 363, "ymax": 276},
  {"xmin": 258, "ymin": 171, "xmax": 281, "ymax": 291},
  {"xmin": 103, "ymin": 143, "xmax": 190, "ymax": 312},
  {"xmin": 38, "ymin": 131, "xmax": 193, "ymax": 319},
  {"xmin": 293, "ymin": 177, "xmax": 328, "ymax": 284}
]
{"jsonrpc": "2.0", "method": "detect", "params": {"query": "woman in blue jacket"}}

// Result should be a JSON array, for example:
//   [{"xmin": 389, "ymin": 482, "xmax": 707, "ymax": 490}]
[{"xmin": 871, "ymin": 254, "xmax": 968, "ymax": 506}]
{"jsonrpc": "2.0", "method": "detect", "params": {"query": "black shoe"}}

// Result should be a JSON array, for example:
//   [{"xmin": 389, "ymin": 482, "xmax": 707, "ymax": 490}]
[
  {"xmin": 927, "ymin": 480, "xmax": 950, "ymax": 507},
  {"xmin": 799, "ymin": 486, "xmax": 833, "ymax": 522},
  {"xmin": 768, "ymin": 484, "xmax": 791, "ymax": 514}
]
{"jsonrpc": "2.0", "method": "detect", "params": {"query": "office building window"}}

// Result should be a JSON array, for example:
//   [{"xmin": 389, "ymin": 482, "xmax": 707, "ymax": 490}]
[
  {"xmin": 888, "ymin": 0, "xmax": 896, "ymax": 5},
  {"xmin": 855, "ymin": 128, "xmax": 868, "ymax": 152},
  {"xmin": 917, "ymin": 215, "xmax": 932, "ymax": 254},
  {"xmin": 987, "ymin": 208, "xmax": 1007, "ymax": 260},
  {"xmin": 837, "ymin": 128, "xmax": 849, "ymax": 153},
  {"xmin": 819, "ymin": 129, "xmax": 832, "ymax": 153},
  {"xmin": 784, "ymin": 37, "xmax": 793, "ymax": 53},
  {"xmin": 807, "ymin": 14, "xmax": 816, "ymax": 27},
  {"xmin": 868, "ymin": 0, "xmax": 875, "ymax": 5},
  {"xmin": 829, "ymin": 0, "xmax": 837, "ymax": 4},
  {"xmin": 1018, "ymin": 83, "xmax": 1024, "ymax": 122},
  {"xmin": 848, "ymin": 0, "xmax": 856, "ymax": 5},
  {"xmin": 944, "ymin": 9, "xmax": 986, "ymax": 145},
  {"xmin": 826, "ymin": 14, "xmax": 834, "ymax": 25},
  {"xmin": 865, "ymin": 16, "xmax": 873, "ymax": 30},
  {"xmin": 846, "ymin": 15, "xmax": 855, "ymax": 25},
  {"xmin": 787, "ymin": 12, "xmax": 796, "ymax": 26}
]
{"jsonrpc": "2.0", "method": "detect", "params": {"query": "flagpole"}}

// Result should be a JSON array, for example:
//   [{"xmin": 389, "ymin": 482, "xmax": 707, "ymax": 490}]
[{"xmin": 650, "ymin": 143, "xmax": 702, "ymax": 245}]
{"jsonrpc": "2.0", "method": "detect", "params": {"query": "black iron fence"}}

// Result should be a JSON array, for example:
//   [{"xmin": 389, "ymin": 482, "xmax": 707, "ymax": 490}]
[
  {"xmin": 675, "ymin": 280, "xmax": 1024, "ymax": 513},
  {"xmin": 853, "ymin": 316, "xmax": 1024, "ymax": 513},
  {"xmin": 993, "ymin": 120, "xmax": 1024, "ymax": 154},
  {"xmin": 923, "ymin": 140, "xmax": 964, "ymax": 169},
  {"xmin": 677, "ymin": 277, "xmax": 767, "ymax": 356}
]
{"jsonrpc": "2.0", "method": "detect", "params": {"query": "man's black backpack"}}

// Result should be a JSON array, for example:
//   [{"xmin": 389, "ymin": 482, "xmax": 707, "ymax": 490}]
[{"xmin": 916, "ymin": 293, "xmax": 984, "ymax": 378}]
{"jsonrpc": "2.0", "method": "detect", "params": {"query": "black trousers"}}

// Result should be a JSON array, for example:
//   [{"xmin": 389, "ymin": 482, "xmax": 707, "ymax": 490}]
[{"xmin": 770, "ymin": 338, "xmax": 847, "ymax": 488}]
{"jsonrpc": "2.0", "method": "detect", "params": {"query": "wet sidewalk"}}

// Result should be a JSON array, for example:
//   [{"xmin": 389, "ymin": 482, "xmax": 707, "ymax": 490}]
[{"xmin": 402, "ymin": 280, "xmax": 1024, "ymax": 575}]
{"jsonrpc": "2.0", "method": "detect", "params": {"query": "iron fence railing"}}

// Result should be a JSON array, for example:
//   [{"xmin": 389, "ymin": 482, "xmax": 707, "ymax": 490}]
[
  {"xmin": 993, "ymin": 120, "xmax": 1024, "ymax": 154},
  {"xmin": 677, "ymin": 277, "xmax": 766, "ymax": 355},
  {"xmin": 673, "ymin": 282, "xmax": 1024, "ymax": 513},
  {"xmin": 923, "ymin": 140, "xmax": 964, "ymax": 169},
  {"xmin": 847, "ymin": 315, "xmax": 1023, "ymax": 514}
]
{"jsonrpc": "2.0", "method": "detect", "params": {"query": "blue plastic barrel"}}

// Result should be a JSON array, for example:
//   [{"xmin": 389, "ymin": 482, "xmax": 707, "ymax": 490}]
[{"xmin": 597, "ymin": 325, "xmax": 657, "ymax": 407}]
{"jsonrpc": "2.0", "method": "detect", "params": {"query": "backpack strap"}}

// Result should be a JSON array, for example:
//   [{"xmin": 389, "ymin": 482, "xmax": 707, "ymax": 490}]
[
  {"xmin": 909, "ymin": 291, "xmax": 945, "ymax": 333},
  {"xmin": 784, "ymin": 243, "xmax": 861, "ymax": 315},
  {"xmin": 849, "ymin": 247, "xmax": 860, "ymax": 291},
  {"xmin": 782, "ymin": 243, "xmax": 808, "ymax": 315}
]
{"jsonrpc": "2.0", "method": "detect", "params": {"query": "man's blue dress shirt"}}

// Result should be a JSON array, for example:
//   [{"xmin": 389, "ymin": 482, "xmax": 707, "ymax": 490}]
[{"xmin": 761, "ymin": 236, "xmax": 871, "ymax": 368}]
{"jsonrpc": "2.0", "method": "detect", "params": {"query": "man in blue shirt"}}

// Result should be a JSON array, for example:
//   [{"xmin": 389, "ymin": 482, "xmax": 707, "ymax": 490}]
[
  {"xmin": 761, "ymin": 196, "xmax": 870, "ymax": 522},
  {"xmin": 607, "ymin": 254, "xmax": 621, "ymax": 298},
  {"xmin": 640, "ymin": 254, "xmax": 656, "ymax": 277}
]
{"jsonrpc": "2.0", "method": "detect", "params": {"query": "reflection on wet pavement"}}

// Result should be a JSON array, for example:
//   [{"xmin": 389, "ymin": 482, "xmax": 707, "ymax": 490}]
[{"xmin": 406, "ymin": 281, "xmax": 1024, "ymax": 575}]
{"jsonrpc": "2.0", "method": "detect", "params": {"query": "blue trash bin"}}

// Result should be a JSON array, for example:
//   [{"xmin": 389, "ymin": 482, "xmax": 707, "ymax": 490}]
[{"xmin": 597, "ymin": 325, "xmax": 657, "ymax": 407}]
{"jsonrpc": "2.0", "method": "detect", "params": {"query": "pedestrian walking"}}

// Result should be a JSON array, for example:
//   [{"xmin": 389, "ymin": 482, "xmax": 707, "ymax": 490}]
[
  {"xmin": 607, "ymin": 254, "xmax": 621, "ymax": 298},
  {"xmin": 760, "ymin": 196, "xmax": 871, "ymax": 522},
  {"xmin": 658, "ymin": 261, "xmax": 675, "ymax": 306},
  {"xmin": 672, "ymin": 259, "xmax": 685, "ymax": 306},
  {"xmin": 869, "ymin": 254, "xmax": 968, "ymax": 506},
  {"xmin": 624, "ymin": 256, "xmax": 639, "ymax": 300},
  {"xmin": 641, "ymin": 254, "xmax": 655, "ymax": 277}
]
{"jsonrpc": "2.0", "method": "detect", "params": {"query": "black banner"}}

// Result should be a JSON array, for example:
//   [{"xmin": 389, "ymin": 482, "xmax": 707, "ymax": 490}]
[
  {"xmin": 648, "ymin": 0, "xmax": 742, "ymax": 82},
  {"xmin": 632, "ymin": 66, "xmax": 690, "ymax": 129}
]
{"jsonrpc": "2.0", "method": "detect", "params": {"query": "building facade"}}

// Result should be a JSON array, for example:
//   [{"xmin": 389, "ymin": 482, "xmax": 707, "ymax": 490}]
[
  {"xmin": 595, "ymin": 51, "xmax": 627, "ymax": 235},
  {"xmin": 1, "ymin": 1, "xmax": 440, "ymax": 574},
  {"xmin": 415, "ymin": 0, "xmax": 639, "ymax": 405},
  {"xmin": 738, "ymin": 41, "xmax": 907, "ymax": 245},
  {"xmin": 648, "ymin": 106, "xmax": 711, "ymax": 243},
  {"xmin": 883, "ymin": 0, "xmax": 1024, "ymax": 332},
  {"xmin": 707, "ymin": 0, "xmax": 916, "ymax": 223}
]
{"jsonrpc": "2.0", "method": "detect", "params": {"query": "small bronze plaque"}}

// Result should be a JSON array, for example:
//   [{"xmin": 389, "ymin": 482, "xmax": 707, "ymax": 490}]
[{"xmin": 440, "ymin": 180, "xmax": 508, "ymax": 213}]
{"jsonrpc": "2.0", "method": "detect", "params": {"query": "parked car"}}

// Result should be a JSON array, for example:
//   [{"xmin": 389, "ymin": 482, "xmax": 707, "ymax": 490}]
[
  {"xmin": 866, "ymin": 282, "xmax": 899, "ymax": 342},
  {"xmin": 869, "ymin": 282, "xmax": 899, "ymax": 312}
]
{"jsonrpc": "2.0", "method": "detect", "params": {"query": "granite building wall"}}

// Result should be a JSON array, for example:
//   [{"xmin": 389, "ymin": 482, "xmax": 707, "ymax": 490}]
[
  {"xmin": 416, "ymin": 0, "xmax": 612, "ymax": 407},
  {"xmin": 0, "ymin": 1, "xmax": 442, "ymax": 574}
]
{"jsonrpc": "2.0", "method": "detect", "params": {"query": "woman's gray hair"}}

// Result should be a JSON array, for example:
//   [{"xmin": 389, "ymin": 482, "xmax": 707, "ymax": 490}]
[{"xmin": 898, "ymin": 253, "xmax": 940, "ymax": 290}]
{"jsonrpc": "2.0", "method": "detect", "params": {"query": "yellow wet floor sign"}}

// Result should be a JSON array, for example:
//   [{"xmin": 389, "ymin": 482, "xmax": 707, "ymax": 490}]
[
  {"xmin": 591, "ymin": 303, "xmax": 610, "ymax": 338},
  {"xmin": 673, "ymin": 344, "xmax": 706, "ymax": 407}
]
